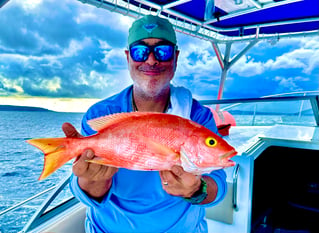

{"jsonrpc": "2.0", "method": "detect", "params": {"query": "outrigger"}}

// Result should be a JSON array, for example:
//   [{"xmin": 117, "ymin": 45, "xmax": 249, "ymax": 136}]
[{"xmin": 1, "ymin": 0, "xmax": 318, "ymax": 232}]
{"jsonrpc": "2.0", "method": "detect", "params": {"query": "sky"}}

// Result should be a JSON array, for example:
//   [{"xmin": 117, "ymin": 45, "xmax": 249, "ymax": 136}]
[{"xmin": 0, "ymin": 0, "xmax": 318, "ymax": 112}]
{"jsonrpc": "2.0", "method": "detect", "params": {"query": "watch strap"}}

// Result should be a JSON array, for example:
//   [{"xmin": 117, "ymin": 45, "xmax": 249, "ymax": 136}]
[{"xmin": 183, "ymin": 178, "xmax": 208, "ymax": 204}]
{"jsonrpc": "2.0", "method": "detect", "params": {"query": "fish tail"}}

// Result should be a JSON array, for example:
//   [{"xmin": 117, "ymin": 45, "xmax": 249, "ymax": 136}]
[{"xmin": 27, "ymin": 137, "xmax": 75, "ymax": 180}]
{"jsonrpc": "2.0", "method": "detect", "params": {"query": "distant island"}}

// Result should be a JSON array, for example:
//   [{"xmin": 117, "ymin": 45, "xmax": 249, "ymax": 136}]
[{"xmin": 0, "ymin": 105, "xmax": 53, "ymax": 112}]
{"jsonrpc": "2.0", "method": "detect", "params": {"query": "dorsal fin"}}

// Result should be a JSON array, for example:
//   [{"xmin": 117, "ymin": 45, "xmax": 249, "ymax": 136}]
[{"xmin": 87, "ymin": 112, "xmax": 154, "ymax": 132}]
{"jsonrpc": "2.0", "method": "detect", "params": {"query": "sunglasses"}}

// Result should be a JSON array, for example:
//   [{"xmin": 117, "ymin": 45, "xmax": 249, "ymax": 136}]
[{"xmin": 129, "ymin": 42, "xmax": 177, "ymax": 62}]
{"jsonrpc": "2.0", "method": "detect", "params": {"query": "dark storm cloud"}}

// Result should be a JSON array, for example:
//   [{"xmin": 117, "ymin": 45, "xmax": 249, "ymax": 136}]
[
  {"xmin": 0, "ymin": 1, "xmax": 127, "ymax": 53},
  {"xmin": 0, "ymin": 0, "xmax": 129, "ymax": 98}
]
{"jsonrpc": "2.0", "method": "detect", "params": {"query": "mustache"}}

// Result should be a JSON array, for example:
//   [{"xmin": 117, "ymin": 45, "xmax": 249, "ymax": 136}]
[{"xmin": 138, "ymin": 65, "xmax": 165, "ymax": 72}]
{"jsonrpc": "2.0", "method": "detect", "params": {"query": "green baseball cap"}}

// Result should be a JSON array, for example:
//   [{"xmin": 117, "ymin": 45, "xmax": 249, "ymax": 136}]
[{"xmin": 128, "ymin": 15, "xmax": 177, "ymax": 46}]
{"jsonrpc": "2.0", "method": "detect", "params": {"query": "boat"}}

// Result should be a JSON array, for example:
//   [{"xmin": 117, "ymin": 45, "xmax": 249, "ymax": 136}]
[{"xmin": 1, "ymin": 0, "xmax": 318, "ymax": 232}]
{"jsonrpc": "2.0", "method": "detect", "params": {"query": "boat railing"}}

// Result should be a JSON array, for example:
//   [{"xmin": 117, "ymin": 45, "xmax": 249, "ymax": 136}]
[
  {"xmin": 0, "ymin": 174, "xmax": 76, "ymax": 233},
  {"xmin": 200, "ymin": 95, "xmax": 319, "ymax": 127},
  {"xmin": 21, "ymin": 175, "xmax": 77, "ymax": 233},
  {"xmin": 0, "ymin": 186, "xmax": 57, "ymax": 218}
]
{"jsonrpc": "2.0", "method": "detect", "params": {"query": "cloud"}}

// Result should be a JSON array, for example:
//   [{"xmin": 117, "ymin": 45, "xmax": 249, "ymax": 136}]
[
  {"xmin": 20, "ymin": 0, "xmax": 43, "ymax": 10},
  {"xmin": 0, "ymin": 75, "xmax": 24, "ymax": 95},
  {"xmin": 173, "ymin": 36, "xmax": 222, "ymax": 97},
  {"xmin": 101, "ymin": 46, "xmax": 127, "ymax": 71},
  {"xmin": 24, "ymin": 76, "xmax": 62, "ymax": 94},
  {"xmin": 301, "ymin": 38, "xmax": 319, "ymax": 74},
  {"xmin": 176, "ymin": 38, "xmax": 220, "ymax": 75},
  {"xmin": 230, "ymin": 56, "xmax": 264, "ymax": 77},
  {"xmin": 265, "ymin": 49, "xmax": 310, "ymax": 71},
  {"xmin": 0, "ymin": 0, "xmax": 318, "ymax": 101},
  {"xmin": 263, "ymin": 37, "xmax": 319, "ymax": 74},
  {"xmin": 273, "ymin": 76, "xmax": 302, "ymax": 92},
  {"xmin": 0, "ymin": 0, "xmax": 131, "ymax": 98}
]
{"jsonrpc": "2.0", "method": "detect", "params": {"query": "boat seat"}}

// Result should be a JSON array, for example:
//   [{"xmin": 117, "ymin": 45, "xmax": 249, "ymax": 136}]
[{"xmin": 43, "ymin": 204, "xmax": 86, "ymax": 233}]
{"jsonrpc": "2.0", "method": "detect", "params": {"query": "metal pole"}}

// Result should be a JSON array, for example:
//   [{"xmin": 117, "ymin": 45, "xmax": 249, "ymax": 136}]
[
  {"xmin": 213, "ymin": 42, "xmax": 232, "ymax": 111},
  {"xmin": 211, "ymin": 40, "xmax": 259, "ymax": 112},
  {"xmin": 0, "ymin": 186, "xmax": 56, "ymax": 217},
  {"xmin": 216, "ymin": 69, "xmax": 228, "ymax": 112}
]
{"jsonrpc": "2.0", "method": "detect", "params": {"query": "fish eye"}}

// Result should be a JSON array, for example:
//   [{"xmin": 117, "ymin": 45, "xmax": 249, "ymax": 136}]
[{"xmin": 205, "ymin": 137, "xmax": 217, "ymax": 147}]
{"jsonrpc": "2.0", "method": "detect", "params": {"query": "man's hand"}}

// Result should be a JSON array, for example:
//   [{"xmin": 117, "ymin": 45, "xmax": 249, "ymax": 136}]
[
  {"xmin": 62, "ymin": 122, "xmax": 118, "ymax": 199},
  {"xmin": 159, "ymin": 165, "xmax": 201, "ymax": 198},
  {"xmin": 160, "ymin": 165, "xmax": 218, "ymax": 204}
]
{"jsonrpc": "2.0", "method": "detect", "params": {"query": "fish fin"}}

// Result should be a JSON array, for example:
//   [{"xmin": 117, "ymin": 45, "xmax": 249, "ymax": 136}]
[
  {"xmin": 180, "ymin": 146, "xmax": 212, "ymax": 174},
  {"xmin": 145, "ymin": 138, "xmax": 180, "ymax": 159},
  {"xmin": 180, "ymin": 146, "xmax": 198, "ymax": 173},
  {"xmin": 26, "ymin": 138, "xmax": 74, "ymax": 180},
  {"xmin": 87, "ymin": 112, "xmax": 154, "ymax": 132},
  {"xmin": 86, "ymin": 157, "xmax": 115, "ymax": 166}
]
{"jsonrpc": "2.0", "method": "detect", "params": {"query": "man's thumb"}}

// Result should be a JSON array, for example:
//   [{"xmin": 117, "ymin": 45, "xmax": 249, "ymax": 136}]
[{"xmin": 62, "ymin": 122, "xmax": 83, "ymax": 138}]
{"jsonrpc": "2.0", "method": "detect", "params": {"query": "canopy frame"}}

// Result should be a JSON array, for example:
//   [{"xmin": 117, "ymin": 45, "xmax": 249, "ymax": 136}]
[{"xmin": 76, "ymin": 0, "xmax": 318, "ymax": 102}]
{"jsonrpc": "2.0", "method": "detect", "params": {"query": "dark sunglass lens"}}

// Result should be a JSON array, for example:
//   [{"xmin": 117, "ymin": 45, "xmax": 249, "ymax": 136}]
[
  {"xmin": 154, "ymin": 45, "xmax": 174, "ymax": 61},
  {"xmin": 130, "ymin": 45, "xmax": 149, "ymax": 62}
]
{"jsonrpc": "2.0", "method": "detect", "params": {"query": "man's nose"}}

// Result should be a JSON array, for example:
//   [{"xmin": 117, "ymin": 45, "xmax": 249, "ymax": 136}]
[{"xmin": 145, "ymin": 52, "xmax": 158, "ymax": 65}]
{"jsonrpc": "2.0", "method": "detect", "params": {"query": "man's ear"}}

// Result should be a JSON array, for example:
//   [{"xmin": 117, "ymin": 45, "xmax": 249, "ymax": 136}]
[
  {"xmin": 175, "ymin": 49, "xmax": 180, "ymax": 59},
  {"xmin": 173, "ymin": 50, "xmax": 180, "ymax": 72},
  {"xmin": 125, "ymin": 50, "xmax": 130, "ymax": 63}
]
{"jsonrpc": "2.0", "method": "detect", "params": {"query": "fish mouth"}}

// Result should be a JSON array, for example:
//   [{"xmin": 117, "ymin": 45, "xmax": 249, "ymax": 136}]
[
  {"xmin": 219, "ymin": 150, "xmax": 237, "ymax": 167},
  {"xmin": 180, "ymin": 148, "xmax": 236, "ymax": 175},
  {"xmin": 220, "ymin": 150, "xmax": 237, "ymax": 160}
]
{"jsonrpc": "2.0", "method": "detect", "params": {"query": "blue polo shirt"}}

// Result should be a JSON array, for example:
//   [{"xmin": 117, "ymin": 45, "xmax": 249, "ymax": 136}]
[{"xmin": 70, "ymin": 86, "xmax": 227, "ymax": 233}]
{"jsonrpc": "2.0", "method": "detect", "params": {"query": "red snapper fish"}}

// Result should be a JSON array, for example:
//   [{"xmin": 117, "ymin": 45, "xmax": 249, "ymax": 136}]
[{"xmin": 27, "ymin": 112, "xmax": 237, "ymax": 180}]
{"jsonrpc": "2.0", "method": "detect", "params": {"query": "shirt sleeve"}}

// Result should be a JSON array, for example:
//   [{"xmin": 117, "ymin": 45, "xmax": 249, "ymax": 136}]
[
  {"xmin": 81, "ymin": 112, "xmax": 96, "ymax": 136},
  {"xmin": 80, "ymin": 103, "xmax": 114, "ymax": 136},
  {"xmin": 190, "ymin": 99, "xmax": 219, "ymax": 134},
  {"xmin": 80, "ymin": 95, "xmax": 126, "ymax": 136},
  {"xmin": 201, "ymin": 170, "xmax": 227, "ymax": 207},
  {"xmin": 190, "ymin": 99, "xmax": 228, "ymax": 207}
]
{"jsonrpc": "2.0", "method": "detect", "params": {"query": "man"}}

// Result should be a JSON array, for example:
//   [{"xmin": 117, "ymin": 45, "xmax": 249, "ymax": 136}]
[{"xmin": 64, "ymin": 15, "xmax": 227, "ymax": 232}]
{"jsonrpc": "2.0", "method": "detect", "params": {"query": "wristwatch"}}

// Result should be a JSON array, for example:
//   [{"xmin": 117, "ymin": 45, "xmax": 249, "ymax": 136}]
[{"xmin": 184, "ymin": 178, "xmax": 208, "ymax": 204}]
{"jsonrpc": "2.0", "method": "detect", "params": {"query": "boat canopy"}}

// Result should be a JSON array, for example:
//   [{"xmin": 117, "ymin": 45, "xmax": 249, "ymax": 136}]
[
  {"xmin": 76, "ymin": 0, "xmax": 318, "ymax": 100},
  {"xmin": 77, "ymin": 0, "xmax": 319, "ymax": 43},
  {"xmin": 0, "ymin": 0, "xmax": 9, "ymax": 8}
]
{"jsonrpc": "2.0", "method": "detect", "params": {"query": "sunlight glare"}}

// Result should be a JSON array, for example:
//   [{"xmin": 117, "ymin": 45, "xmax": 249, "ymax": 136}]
[{"xmin": 21, "ymin": 0, "xmax": 43, "ymax": 10}]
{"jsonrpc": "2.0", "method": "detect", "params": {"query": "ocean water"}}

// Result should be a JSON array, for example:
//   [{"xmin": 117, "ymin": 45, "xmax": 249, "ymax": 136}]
[{"xmin": 0, "ymin": 111, "xmax": 84, "ymax": 233}]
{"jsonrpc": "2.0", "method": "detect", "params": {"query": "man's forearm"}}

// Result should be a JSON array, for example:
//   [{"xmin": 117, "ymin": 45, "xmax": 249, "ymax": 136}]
[
  {"xmin": 78, "ymin": 178, "xmax": 112, "ymax": 202},
  {"xmin": 200, "ymin": 176, "xmax": 218, "ymax": 205}
]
